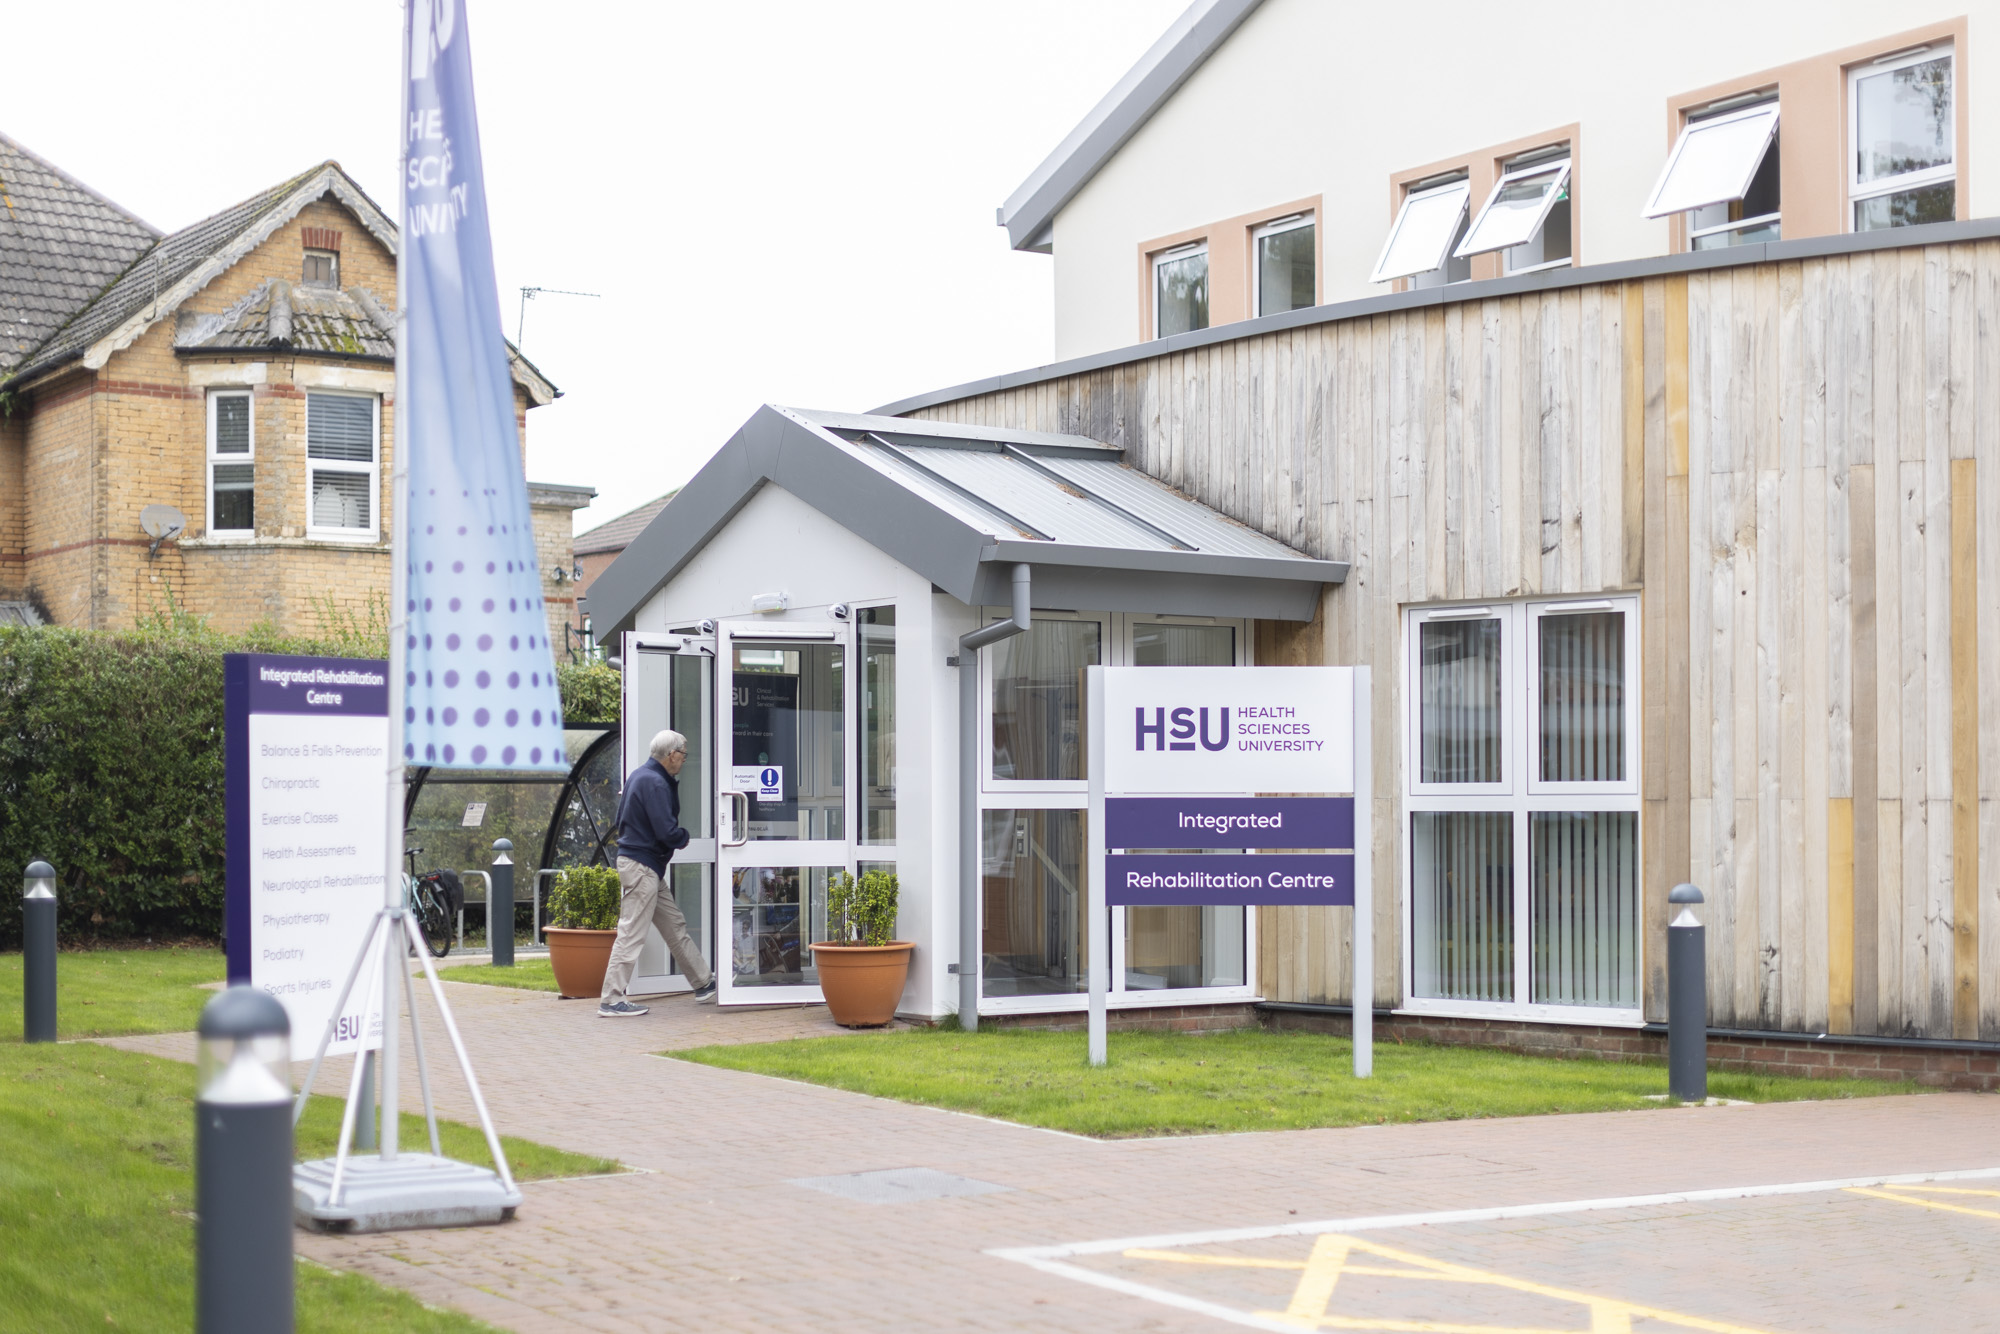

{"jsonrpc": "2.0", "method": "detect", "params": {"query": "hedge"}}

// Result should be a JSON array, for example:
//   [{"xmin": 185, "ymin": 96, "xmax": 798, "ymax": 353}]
[{"xmin": 0, "ymin": 620, "xmax": 616, "ymax": 948}]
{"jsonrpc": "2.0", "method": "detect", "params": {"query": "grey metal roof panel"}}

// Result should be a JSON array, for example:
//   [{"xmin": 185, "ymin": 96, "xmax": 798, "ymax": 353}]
[
  {"xmin": 1030, "ymin": 454, "xmax": 1306, "ymax": 560},
  {"xmin": 870, "ymin": 440, "xmax": 1176, "ymax": 551},
  {"xmin": 847, "ymin": 438, "xmax": 1052, "ymax": 540}
]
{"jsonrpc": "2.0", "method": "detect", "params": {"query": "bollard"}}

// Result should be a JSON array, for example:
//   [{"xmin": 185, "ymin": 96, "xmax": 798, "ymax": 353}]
[
  {"xmin": 489, "ymin": 839, "xmax": 514, "ymax": 967},
  {"xmin": 1668, "ymin": 883, "xmax": 1707, "ymax": 1104},
  {"xmin": 22, "ymin": 861, "xmax": 56, "ymax": 1043},
  {"xmin": 196, "ymin": 986, "xmax": 294, "ymax": 1334}
]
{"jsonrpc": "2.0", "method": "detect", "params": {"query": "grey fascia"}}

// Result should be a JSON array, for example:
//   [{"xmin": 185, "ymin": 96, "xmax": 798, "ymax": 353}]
[
  {"xmin": 997, "ymin": 0, "xmax": 1265, "ymax": 253},
  {"xmin": 876, "ymin": 215, "xmax": 2000, "ymax": 419},
  {"xmin": 979, "ymin": 539, "xmax": 1345, "ymax": 585}
]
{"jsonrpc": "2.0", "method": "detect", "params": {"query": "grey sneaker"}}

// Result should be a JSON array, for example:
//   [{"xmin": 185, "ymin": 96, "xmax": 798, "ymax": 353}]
[
  {"xmin": 597, "ymin": 999, "xmax": 649, "ymax": 1018},
  {"xmin": 693, "ymin": 980, "xmax": 718, "ymax": 1004}
]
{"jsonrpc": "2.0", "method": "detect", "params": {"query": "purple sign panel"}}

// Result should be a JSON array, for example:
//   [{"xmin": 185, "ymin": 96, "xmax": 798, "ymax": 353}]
[
  {"xmin": 1106, "ymin": 854, "xmax": 1355, "ymax": 907},
  {"xmin": 1106, "ymin": 796, "xmax": 1352, "ymax": 850}
]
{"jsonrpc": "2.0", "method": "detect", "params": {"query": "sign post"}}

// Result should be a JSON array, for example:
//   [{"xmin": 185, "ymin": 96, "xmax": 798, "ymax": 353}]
[{"xmin": 1086, "ymin": 665, "xmax": 1371, "ymax": 1077}]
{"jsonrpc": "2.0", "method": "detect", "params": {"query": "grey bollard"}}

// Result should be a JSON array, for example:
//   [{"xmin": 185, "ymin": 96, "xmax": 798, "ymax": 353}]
[
  {"xmin": 1668, "ymin": 883, "xmax": 1707, "ymax": 1104},
  {"xmin": 22, "ymin": 861, "xmax": 56, "ymax": 1043},
  {"xmin": 490, "ymin": 839, "xmax": 515, "ymax": 967},
  {"xmin": 196, "ymin": 986, "xmax": 294, "ymax": 1334}
]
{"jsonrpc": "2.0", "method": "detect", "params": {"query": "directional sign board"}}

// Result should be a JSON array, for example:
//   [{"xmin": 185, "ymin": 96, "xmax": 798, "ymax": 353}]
[{"xmin": 225, "ymin": 653, "xmax": 390, "ymax": 1061}]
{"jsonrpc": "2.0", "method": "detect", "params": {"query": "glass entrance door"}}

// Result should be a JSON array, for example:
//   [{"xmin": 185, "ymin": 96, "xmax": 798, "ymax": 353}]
[
  {"xmin": 716, "ymin": 623, "xmax": 849, "ymax": 1004},
  {"xmin": 618, "ymin": 631, "xmax": 715, "ymax": 996}
]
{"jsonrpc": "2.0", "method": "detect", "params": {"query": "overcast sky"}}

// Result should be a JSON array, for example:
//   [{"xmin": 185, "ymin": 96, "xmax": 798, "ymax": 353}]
[{"xmin": 1, "ymin": 0, "xmax": 1183, "ymax": 532}]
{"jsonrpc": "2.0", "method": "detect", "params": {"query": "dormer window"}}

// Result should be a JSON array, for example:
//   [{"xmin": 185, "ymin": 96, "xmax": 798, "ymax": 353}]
[{"xmin": 302, "ymin": 248, "xmax": 339, "ymax": 286}]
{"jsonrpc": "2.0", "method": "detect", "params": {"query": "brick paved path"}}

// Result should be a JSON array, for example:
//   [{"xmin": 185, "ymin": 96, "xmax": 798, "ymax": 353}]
[{"xmin": 112, "ymin": 978, "xmax": 2000, "ymax": 1332}]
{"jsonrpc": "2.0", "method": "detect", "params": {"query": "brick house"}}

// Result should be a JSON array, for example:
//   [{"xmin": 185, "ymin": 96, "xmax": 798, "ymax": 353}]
[{"xmin": 0, "ymin": 133, "xmax": 594, "ymax": 641}]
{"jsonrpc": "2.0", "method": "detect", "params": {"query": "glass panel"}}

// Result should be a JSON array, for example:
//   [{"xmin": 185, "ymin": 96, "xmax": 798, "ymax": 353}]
[
  {"xmin": 213, "ymin": 395, "xmax": 250, "ymax": 453},
  {"xmin": 1506, "ymin": 187, "xmax": 1570, "ymax": 271},
  {"xmin": 306, "ymin": 394, "xmax": 374, "ymax": 461},
  {"xmin": 981, "ymin": 808, "xmax": 1086, "ymax": 996},
  {"xmin": 1539, "ymin": 611, "xmax": 1625, "ymax": 783},
  {"xmin": 1854, "ymin": 182, "xmax": 1956, "ymax": 231},
  {"xmin": 860, "ymin": 608, "xmax": 896, "ymax": 844},
  {"xmin": 1155, "ymin": 249, "xmax": 1208, "ymax": 337},
  {"xmin": 732, "ymin": 640, "xmax": 843, "ymax": 841},
  {"xmin": 1257, "ymin": 223, "xmax": 1314, "ymax": 315},
  {"xmin": 669, "ymin": 653, "xmax": 711, "ymax": 839},
  {"xmin": 548, "ymin": 731, "xmax": 622, "ymax": 867},
  {"xmin": 1411, "ymin": 811, "xmax": 1513, "ymax": 1002},
  {"xmin": 1131, "ymin": 622, "xmax": 1233, "ymax": 667},
  {"xmin": 1531, "ymin": 812, "xmax": 1637, "ymax": 1007},
  {"xmin": 728, "ymin": 865, "xmax": 831, "ymax": 987},
  {"xmin": 1692, "ymin": 218, "xmax": 1781, "ymax": 249},
  {"xmin": 310, "ymin": 470, "xmax": 370, "ymax": 529},
  {"xmin": 990, "ymin": 620, "xmax": 1098, "ymax": 782},
  {"xmin": 668, "ymin": 861, "xmax": 711, "ymax": 977},
  {"xmin": 1410, "ymin": 210, "xmax": 1471, "ymax": 289},
  {"xmin": 1419, "ymin": 618, "xmax": 1502, "ymax": 784},
  {"xmin": 1855, "ymin": 54, "xmax": 1954, "ymax": 186},
  {"xmin": 212, "ymin": 463, "xmax": 254, "ymax": 531}
]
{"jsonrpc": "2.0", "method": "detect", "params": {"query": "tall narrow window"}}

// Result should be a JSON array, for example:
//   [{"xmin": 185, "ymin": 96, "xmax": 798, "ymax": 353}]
[
  {"xmin": 1373, "ymin": 176, "xmax": 1471, "ymax": 287},
  {"xmin": 1405, "ymin": 599, "xmax": 1640, "ymax": 1018},
  {"xmin": 859, "ymin": 606, "xmax": 896, "ymax": 845},
  {"xmin": 1851, "ymin": 44, "xmax": 1955, "ymax": 230},
  {"xmin": 1458, "ymin": 150, "xmax": 1572, "ymax": 274},
  {"xmin": 1253, "ymin": 214, "xmax": 1314, "ymax": 316},
  {"xmin": 1645, "ymin": 99, "xmax": 1780, "ymax": 249},
  {"xmin": 306, "ymin": 392, "xmax": 378, "ymax": 538},
  {"xmin": 1153, "ymin": 242, "xmax": 1208, "ymax": 338},
  {"xmin": 207, "ymin": 390, "xmax": 254, "ymax": 536}
]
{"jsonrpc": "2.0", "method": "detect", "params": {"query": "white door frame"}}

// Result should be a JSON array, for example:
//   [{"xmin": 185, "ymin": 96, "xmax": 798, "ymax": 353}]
[{"xmin": 620, "ymin": 630, "xmax": 717, "ymax": 996}]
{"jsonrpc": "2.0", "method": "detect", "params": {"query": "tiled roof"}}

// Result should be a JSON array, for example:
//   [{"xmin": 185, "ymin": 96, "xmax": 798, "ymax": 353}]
[
  {"xmin": 11, "ymin": 163, "xmax": 327, "ymax": 384},
  {"xmin": 0, "ymin": 132, "xmax": 161, "ymax": 376},
  {"xmin": 175, "ymin": 278, "xmax": 394, "ymax": 360},
  {"xmin": 574, "ymin": 491, "xmax": 677, "ymax": 555}
]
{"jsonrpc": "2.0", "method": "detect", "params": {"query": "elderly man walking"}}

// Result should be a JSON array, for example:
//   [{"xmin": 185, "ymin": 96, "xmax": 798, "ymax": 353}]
[{"xmin": 599, "ymin": 728, "xmax": 716, "ymax": 1017}]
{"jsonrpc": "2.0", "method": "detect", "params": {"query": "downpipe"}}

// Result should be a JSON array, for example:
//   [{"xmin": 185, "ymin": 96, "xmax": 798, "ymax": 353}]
[{"xmin": 956, "ymin": 563, "xmax": 1031, "ymax": 1032}]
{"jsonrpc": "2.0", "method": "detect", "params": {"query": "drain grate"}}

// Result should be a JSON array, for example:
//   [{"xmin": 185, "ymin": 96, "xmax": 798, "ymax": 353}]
[{"xmin": 787, "ymin": 1167, "xmax": 1012, "ymax": 1205}]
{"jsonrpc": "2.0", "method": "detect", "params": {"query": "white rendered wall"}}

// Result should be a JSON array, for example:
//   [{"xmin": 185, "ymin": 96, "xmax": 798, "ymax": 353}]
[
  {"xmin": 633, "ymin": 482, "xmax": 966, "ymax": 1018},
  {"xmin": 1049, "ymin": 0, "xmax": 1997, "ymax": 358}
]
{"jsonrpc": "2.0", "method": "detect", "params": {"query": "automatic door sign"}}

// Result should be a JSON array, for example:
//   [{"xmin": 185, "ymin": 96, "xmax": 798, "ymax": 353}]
[{"xmin": 732, "ymin": 765, "xmax": 784, "ymax": 802}]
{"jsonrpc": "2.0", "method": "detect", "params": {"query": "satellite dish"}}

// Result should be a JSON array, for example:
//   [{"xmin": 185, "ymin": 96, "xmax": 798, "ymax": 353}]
[{"xmin": 140, "ymin": 503, "xmax": 187, "ymax": 559}]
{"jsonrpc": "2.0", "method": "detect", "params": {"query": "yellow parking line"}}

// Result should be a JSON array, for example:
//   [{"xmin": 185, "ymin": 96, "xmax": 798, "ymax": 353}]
[{"xmin": 1845, "ymin": 1186, "xmax": 2000, "ymax": 1220}]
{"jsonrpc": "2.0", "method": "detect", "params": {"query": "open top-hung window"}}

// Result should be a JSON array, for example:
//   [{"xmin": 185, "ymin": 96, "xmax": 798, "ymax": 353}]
[
  {"xmin": 1404, "ymin": 599, "xmax": 1640, "ymax": 1021},
  {"xmin": 206, "ymin": 390, "xmax": 254, "ymax": 537},
  {"xmin": 1851, "ymin": 43, "xmax": 1955, "ymax": 231},
  {"xmin": 1645, "ymin": 98, "xmax": 1780, "ymax": 249},
  {"xmin": 1457, "ymin": 150, "xmax": 1571, "ymax": 274},
  {"xmin": 1371, "ymin": 176, "xmax": 1471, "ymax": 287},
  {"xmin": 306, "ymin": 392, "xmax": 378, "ymax": 539}
]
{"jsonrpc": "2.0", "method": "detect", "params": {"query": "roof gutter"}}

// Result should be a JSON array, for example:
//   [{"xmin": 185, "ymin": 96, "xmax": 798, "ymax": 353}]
[{"xmin": 955, "ymin": 562, "xmax": 1031, "ymax": 1029}]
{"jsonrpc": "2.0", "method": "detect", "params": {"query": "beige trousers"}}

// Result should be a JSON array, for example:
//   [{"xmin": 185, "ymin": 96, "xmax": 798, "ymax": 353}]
[{"xmin": 601, "ymin": 856, "xmax": 713, "ymax": 1000}]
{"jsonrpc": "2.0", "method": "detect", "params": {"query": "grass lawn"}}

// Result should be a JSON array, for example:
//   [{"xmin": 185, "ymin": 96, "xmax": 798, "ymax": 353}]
[
  {"xmin": 0, "ymin": 1040, "xmax": 616, "ymax": 1332},
  {"xmin": 672, "ymin": 1026, "xmax": 1923, "ymax": 1138},
  {"xmin": 0, "ymin": 946, "xmax": 224, "ymax": 1040},
  {"xmin": 436, "ymin": 957, "xmax": 559, "ymax": 992}
]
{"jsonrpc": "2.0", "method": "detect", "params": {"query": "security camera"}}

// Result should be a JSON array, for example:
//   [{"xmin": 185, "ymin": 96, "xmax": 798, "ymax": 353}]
[
  {"xmin": 698, "ymin": 619, "xmax": 716, "ymax": 635},
  {"xmin": 830, "ymin": 603, "xmax": 851, "ymax": 621}
]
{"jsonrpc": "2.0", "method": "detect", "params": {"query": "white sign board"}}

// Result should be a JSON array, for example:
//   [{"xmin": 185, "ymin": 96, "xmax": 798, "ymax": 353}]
[
  {"xmin": 731, "ymin": 764, "xmax": 784, "ymax": 801},
  {"xmin": 227, "ymin": 654, "xmax": 389, "ymax": 1061},
  {"xmin": 1102, "ymin": 666, "xmax": 1353, "ymax": 794}
]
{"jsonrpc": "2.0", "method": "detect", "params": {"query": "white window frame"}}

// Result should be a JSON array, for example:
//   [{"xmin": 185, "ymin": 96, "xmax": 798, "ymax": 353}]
[
  {"xmin": 1457, "ymin": 156, "xmax": 1572, "ymax": 273},
  {"xmin": 1400, "ymin": 596, "xmax": 1643, "ymax": 1027},
  {"xmin": 1372, "ymin": 177, "xmax": 1472, "ymax": 285},
  {"xmin": 1251, "ymin": 212, "xmax": 1315, "ymax": 317},
  {"xmin": 304, "ymin": 391, "xmax": 380, "ymax": 542},
  {"xmin": 976, "ymin": 610, "xmax": 1257, "ymax": 1016},
  {"xmin": 205, "ymin": 389, "xmax": 255, "ymax": 540},
  {"xmin": 1848, "ymin": 43, "xmax": 1956, "ymax": 227},
  {"xmin": 1152, "ymin": 240, "xmax": 1209, "ymax": 340},
  {"xmin": 301, "ymin": 248, "xmax": 340, "ymax": 287},
  {"xmin": 1646, "ymin": 100, "xmax": 1783, "ymax": 254}
]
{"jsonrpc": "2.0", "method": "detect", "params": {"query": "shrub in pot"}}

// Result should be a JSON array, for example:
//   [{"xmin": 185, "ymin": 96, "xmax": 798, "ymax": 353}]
[
  {"xmin": 543, "ymin": 865, "xmax": 621, "ymax": 998},
  {"xmin": 809, "ymin": 869, "xmax": 911, "ymax": 1027}
]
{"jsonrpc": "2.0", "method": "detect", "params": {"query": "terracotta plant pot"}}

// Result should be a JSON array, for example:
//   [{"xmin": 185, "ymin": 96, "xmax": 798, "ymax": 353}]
[
  {"xmin": 810, "ymin": 941, "xmax": 915, "ymax": 1028},
  {"xmin": 544, "ymin": 927, "xmax": 618, "ymax": 999}
]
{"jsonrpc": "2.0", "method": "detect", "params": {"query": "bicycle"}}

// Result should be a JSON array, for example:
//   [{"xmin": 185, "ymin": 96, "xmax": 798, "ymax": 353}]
[{"xmin": 401, "ymin": 842, "xmax": 460, "ymax": 959}]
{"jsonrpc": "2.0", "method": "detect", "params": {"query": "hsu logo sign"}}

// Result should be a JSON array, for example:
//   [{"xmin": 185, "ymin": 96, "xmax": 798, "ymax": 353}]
[
  {"xmin": 1104, "ymin": 667, "xmax": 1352, "ymax": 795},
  {"xmin": 1135, "ymin": 706, "xmax": 1232, "ymax": 752}
]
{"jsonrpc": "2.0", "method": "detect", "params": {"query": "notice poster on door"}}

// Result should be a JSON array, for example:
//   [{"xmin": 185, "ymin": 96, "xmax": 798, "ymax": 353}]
[
  {"xmin": 225, "ymin": 653, "xmax": 389, "ymax": 1061},
  {"xmin": 732, "ymin": 671, "xmax": 799, "ymax": 834}
]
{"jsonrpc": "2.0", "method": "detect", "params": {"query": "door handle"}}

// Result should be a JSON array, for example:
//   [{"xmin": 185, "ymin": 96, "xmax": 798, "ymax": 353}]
[{"xmin": 723, "ymin": 791, "xmax": 751, "ymax": 847}]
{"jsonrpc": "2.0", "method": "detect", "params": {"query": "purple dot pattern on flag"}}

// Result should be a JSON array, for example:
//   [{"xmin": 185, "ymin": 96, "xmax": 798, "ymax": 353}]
[{"xmin": 399, "ymin": 0, "xmax": 565, "ymax": 773}]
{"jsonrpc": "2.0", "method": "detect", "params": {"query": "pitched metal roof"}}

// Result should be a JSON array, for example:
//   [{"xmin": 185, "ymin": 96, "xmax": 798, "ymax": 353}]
[
  {"xmin": 589, "ymin": 405, "xmax": 1345, "ymax": 640},
  {"xmin": 998, "ymin": 0, "xmax": 1263, "ymax": 252},
  {"xmin": 0, "ymin": 132, "xmax": 161, "ymax": 376},
  {"xmin": 175, "ymin": 277, "xmax": 395, "ymax": 360},
  {"xmin": 574, "ymin": 490, "xmax": 677, "ymax": 556}
]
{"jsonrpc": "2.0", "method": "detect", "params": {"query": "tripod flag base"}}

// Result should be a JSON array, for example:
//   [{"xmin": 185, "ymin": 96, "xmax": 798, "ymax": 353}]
[{"xmin": 294, "ymin": 1151, "xmax": 520, "ymax": 1233}]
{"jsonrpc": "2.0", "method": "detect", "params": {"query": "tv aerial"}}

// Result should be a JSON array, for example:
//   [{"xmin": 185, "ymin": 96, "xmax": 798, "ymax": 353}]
[
  {"xmin": 515, "ymin": 286, "xmax": 601, "ymax": 350},
  {"xmin": 140, "ymin": 503, "xmax": 187, "ymax": 560}
]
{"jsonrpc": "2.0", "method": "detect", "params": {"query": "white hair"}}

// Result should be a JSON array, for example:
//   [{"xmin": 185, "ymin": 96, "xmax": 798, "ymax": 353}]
[{"xmin": 650, "ymin": 729, "xmax": 688, "ymax": 760}]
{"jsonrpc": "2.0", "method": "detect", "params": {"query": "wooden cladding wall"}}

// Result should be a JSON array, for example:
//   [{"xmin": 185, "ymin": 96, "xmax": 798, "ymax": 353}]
[{"xmin": 909, "ymin": 240, "xmax": 2000, "ymax": 1042}]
